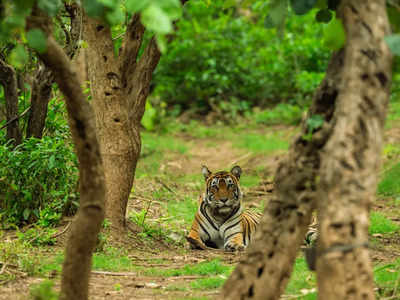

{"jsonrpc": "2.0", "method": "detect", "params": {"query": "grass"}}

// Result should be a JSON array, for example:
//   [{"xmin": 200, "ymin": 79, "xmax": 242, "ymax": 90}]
[
  {"xmin": 234, "ymin": 133, "xmax": 289, "ymax": 153},
  {"xmin": 378, "ymin": 162, "xmax": 400, "ymax": 197},
  {"xmin": 191, "ymin": 276, "xmax": 226, "ymax": 290},
  {"xmin": 374, "ymin": 259, "xmax": 400, "ymax": 298},
  {"xmin": 285, "ymin": 257, "xmax": 316, "ymax": 299},
  {"xmin": 369, "ymin": 212, "xmax": 400, "ymax": 235}
]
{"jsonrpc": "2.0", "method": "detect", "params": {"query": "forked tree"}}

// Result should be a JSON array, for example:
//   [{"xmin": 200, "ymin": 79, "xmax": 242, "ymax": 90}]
[{"xmin": 222, "ymin": 0, "xmax": 392, "ymax": 299}]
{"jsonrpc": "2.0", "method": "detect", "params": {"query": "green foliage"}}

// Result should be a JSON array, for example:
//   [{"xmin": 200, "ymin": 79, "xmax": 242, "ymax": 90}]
[
  {"xmin": 385, "ymin": 34, "xmax": 400, "ymax": 56},
  {"xmin": 154, "ymin": 0, "xmax": 330, "ymax": 114},
  {"xmin": 369, "ymin": 212, "xmax": 400, "ymax": 235},
  {"xmin": 29, "ymin": 280, "xmax": 58, "ymax": 300},
  {"xmin": 378, "ymin": 162, "xmax": 400, "ymax": 197},
  {"xmin": 0, "ymin": 136, "xmax": 78, "ymax": 227},
  {"xmin": 17, "ymin": 227, "xmax": 57, "ymax": 246},
  {"xmin": 323, "ymin": 17, "xmax": 346, "ymax": 50}
]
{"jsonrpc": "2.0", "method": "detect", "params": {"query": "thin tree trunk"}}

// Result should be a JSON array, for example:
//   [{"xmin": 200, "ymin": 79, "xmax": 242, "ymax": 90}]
[
  {"xmin": 316, "ymin": 1, "xmax": 392, "ymax": 299},
  {"xmin": 26, "ymin": 64, "xmax": 52, "ymax": 139},
  {"xmin": 221, "ymin": 50, "xmax": 343, "ymax": 300},
  {"xmin": 0, "ymin": 59, "xmax": 22, "ymax": 146},
  {"xmin": 83, "ymin": 14, "xmax": 160, "ymax": 232},
  {"xmin": 27, "ymin": 8, "xmax": 106, "ymax": 300}
]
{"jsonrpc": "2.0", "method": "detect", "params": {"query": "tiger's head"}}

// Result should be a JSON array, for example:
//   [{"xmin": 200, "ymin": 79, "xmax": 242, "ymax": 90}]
[{"xmin": 201, "ymin": 165, "xmax": 243, "ymax": 219}]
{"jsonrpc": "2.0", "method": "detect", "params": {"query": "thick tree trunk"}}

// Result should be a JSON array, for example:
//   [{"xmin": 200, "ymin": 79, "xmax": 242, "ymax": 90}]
[
  {"xmin": 26, "ymin": 65, "xmax": 52, "ymax": 139},
  {"xmin": 223, "ymin": 1, "xmax": 391, "ymax": 299},
  {"xmin": 83, "ymin": 14, "xmax": 160, "ymax": 232},
  {"xmin": 0, "ymin": 59, "xmax": 22, "ymax": 146},
  {"xmin": 27, "ymin": 8, "xmax": 106, "ymax": 300},
  {"xmin": 221, "ymin": 50, "xmax": 343, "ymax": 300},
  {"xmin": 316, "ymin": 1, "xmax": 392, "ymax": 299}
]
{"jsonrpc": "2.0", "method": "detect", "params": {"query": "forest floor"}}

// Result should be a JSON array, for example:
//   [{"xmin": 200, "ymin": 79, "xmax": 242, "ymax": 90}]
[{"xmin": 2, "ymin": 110, "xmax": 400, "ymax": 299}]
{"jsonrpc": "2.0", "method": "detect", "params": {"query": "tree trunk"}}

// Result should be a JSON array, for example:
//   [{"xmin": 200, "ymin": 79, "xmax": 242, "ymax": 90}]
[
  {"xmin": 221, "ymin": 50, "xmax": 343, "ymax": 300},
  {"xmin": 27, "ymin": 8, "xmax": 106, "ymax": 300},
  {"xmin": 222, "ymin": 1, "xmax": 392, "ymax": 299},
  {"xmin": 0, "ymin": 59, "xmax": 22, "ymax": 146},
  {"xmin": 26, "ymin": 64, "xmax": 52, "ymax": 139},
  {"xmin": 83, "ymin": 14, "xmax": 160, "ymax": 232},
  {"xmin": 316, "ymin": 1, "xmax": 392, "ymax": 299}
]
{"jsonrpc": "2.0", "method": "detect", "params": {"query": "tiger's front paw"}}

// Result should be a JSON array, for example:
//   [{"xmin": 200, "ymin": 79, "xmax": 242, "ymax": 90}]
[{"xmin": 224, "ymin": 242, "xmax": 245, "ymax": 252}]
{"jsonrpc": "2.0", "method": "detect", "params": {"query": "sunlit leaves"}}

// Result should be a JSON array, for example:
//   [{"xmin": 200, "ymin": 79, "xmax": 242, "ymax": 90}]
[
  {"xmin": 385, "ymin": 35, "xmax": 400, "ymax": 56},
  {"xmin": 290, "ymin": 0, "xmax": 317, "ymax": 15},
  {"xmin": 142, "ymin": 5, "xmax": 173, "ymax": 34},
  {"xmin": 323, "ymin": 17, "xmax": 345, "ymax": 50},
  {"xmin": 26, "ymin": 29, "xmax": 47, "ymax": 54}
]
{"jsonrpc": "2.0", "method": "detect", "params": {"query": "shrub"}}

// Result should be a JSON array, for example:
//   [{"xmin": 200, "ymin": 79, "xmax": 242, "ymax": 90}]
[
  {"xmin": 0, "ymin": 135, "xmax": 79, "ymax": 227},
  {"xmin": 153, "ymin": 0, "xmax": 330, "ymax": 114}
]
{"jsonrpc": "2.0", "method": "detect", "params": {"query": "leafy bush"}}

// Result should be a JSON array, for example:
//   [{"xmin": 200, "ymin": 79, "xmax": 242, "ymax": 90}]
[
  {"xmin": 153, "ymin": 0, "xmax": 329, "ymax": 114},
  {"xmin": 0, "ymin": 136, "xmax": 79, "ymax": 227}
]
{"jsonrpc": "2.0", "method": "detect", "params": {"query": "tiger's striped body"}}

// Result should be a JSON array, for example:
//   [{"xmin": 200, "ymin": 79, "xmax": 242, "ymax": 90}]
[{"xmin": 186, "ymin": 166, "xmax": 261, "ymax": 251}]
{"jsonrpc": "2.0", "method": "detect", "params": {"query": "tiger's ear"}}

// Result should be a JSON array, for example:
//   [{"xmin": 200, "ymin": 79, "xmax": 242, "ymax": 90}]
[
  {"xmin": 201, "ymin": 165, "xmax": 212, "ymax": 181},
  {"xmin": 231, "ymin": 165, "xmax": 242, "ymax": 180}
]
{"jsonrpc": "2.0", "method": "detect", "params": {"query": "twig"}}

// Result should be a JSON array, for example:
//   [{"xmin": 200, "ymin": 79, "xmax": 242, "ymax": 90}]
[
  {"xmin": 230, "ymin": 152, "xmax": 253, "ymax": 166},
  {"xmin": 155, "ymin": 177, "xmax": 177, "ymax": 195},
  {"xmin": 91, "ymin": 270, "xmax": 204, "ymax": 280},
  {"xmin": 0, "ymin": 263, "xmax": 7, "ymax": 275},
  {"xmin": 50, "ymin": 222, "xmax": 71, "ymax": 239},
  {"xmin": 0, "ymin": 106, "xmax": 30, "ymax": 130}
]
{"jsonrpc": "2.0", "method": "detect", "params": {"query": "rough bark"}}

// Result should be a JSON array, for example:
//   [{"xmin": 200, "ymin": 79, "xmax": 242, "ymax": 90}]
[
  {"xmin": 83, "ymin": 13, "xmax": 160, "ymax": 232},
  {"xmin": 316, "ymin": 1, "xmax": 392, "ymax": 299},
  {"xmin": 26, "ymin": 64, "xmax": 52, "ymax": 139},
  {"xmin": 0, "ymin": 58, "xmax": 22, "ymax": 146},
  {"xmin": 27, "ymin": 8, "xmax": 105, "ymax": 300},
  {"xmin": 221, "ymin": 50, "xmax": 343, "ymax": 300}
]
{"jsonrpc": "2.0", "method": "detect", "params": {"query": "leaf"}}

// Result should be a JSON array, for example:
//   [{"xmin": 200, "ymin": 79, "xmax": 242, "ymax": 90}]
[
  {"xmin": 290, "ymin": 0, "xmax": 317, "ymax": 15},
  {"xmin": 265, "ymin": 0, "xmax": 288, "ymax": 34},
  {"xmin": 23, "ymin": 208, "xmax": 31, "ymax": 221},
  {"xmin": 141, "ymin": 101, "xmax": 157, "ymax": 131},
  {"xmin": 141, "ymin": 4, "xmax": 173, "ymax": 34},
  {"xmin": 307, "ymin": 114, "xmax": 324, "ymax": 131},
  {"xmin": 125, "ymin": 0, "xmax": 151, "ymax": 13},
  {"xmin": 106, "ymin": 6, "xmax": 125, "ymax": 25},
  {"xmin": 157, "ymin": 0, "xmax": 182, "ymax": 20},
  {"xmin": 49, "ymin": 155, "xmax": 55, "ymax": 169},
  {"xmin": 9, "ymin": 44, "xmax": 29, "ymax": 69},
  {"xmin": 385, "ymin": 34, "xmax": 400, "ymax": 56},
  {"xmin": 26, "ymin": 29, "xmax": 47, "ymax": 53},
  {"xmin": 315, "ymin": 9, "xmax": 332, "ymax": 23},
  {"xmin": 323, "ymin": 17, "xmax": 346, "ymax": 50},
  {"xmin": 38, "ymin": 0, "xmax": 63, "ymax": 17}
]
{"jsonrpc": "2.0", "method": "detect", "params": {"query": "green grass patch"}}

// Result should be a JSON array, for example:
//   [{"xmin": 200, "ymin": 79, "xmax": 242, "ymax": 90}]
[
  {"xmin": 92, "ymin": 247, "xmax": 134, "ymax": 272},
  {"xmin": 191, "ymin": 276, "xmax": 226, "ymax": 290},
  {"xmin": 374, "ymin": 259, "xmax": 400, "ymax": 298},
  {"xmin": 378, "ymin": 162, "xmax": 400, "ymax": 197},
  {"xmin": 369, "ymin": 212, "xmax": 400, "ymax": 235},
  {"xmin": 240, "ymin": 174, "xmax": 260, "ymax": 189},
  {"xmin": 167, "ymin": 196, "xmax": 198, "ymax": 226},
  {"xmin": 285, "ymin": 257, "xmax": 316, "ymax": 299},
  {"xmin": 142, "ymin": 259, "xmax": 233, "ymax": 277},
  {"xmin": 234, "ymin": 133, "xmax": 289, "ymax": 154}
]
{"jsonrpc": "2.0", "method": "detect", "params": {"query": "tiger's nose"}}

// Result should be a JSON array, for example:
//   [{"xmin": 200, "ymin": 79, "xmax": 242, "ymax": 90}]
[{"xmin": 220, "ymin": 198, "xmax": 228, "ymax": 203}]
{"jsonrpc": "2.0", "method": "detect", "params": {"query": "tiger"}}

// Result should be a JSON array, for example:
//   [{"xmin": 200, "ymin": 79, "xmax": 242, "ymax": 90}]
[{"xmin": 186, "ymin": 165, "xmax": 261, "ymax": 252}]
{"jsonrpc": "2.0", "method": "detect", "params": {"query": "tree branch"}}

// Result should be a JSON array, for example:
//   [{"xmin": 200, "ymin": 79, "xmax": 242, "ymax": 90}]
[
  {"xmin": 27, "ymin": 7, "xmax": 105, "ymax": 300},
  {"xmin": 119, "ymin": 14, "xmax": 145, "ymax": 87}
]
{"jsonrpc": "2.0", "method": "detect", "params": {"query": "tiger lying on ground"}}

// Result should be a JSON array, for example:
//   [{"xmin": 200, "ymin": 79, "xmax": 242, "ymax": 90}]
[
  {"xmin": 186, "ymin": 165, "xmax": 319, "ymax": 252},
  {"xmin": 186, "ymin": 165, "xmax": 261, "ymax": 252}
]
